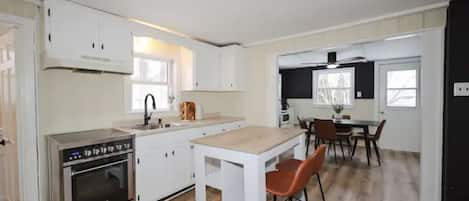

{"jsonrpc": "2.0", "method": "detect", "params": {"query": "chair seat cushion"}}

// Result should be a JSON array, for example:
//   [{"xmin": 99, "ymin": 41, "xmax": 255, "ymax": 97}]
[
  {"xmin": 276, "ymin": 159, "xmax": 302, "ymax": 172},
  {"xmin": 266, "ymin": 170, "xmax": 296, "ymax": 196}
]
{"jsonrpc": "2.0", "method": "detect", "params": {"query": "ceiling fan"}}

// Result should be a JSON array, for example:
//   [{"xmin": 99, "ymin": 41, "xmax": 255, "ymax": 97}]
[{"xmin": 301, "ymin": 52, "xmax": 367, "ymax": 68}]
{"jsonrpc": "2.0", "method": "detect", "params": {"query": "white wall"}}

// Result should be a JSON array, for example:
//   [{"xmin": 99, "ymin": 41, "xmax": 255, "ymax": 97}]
[
  {"xmin": 419, "ymin": 29, "xmax": 444, "ymax": 201},
  {"xmin": 288, "ymin": 99, "xmax": 375, "ymax": 122}
]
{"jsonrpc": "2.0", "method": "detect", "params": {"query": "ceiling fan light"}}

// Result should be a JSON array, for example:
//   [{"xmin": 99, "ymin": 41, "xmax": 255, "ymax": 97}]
[{"xmin": 327, "ymin": 63, "xmax": 339, "ymax": 68}]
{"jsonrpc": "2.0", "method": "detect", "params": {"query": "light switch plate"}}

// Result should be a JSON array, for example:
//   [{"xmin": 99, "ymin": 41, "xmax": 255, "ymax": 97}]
[
  {"xmin": 454, "ymin": 82, "xmax": 469, "ymax": 96},
  {"xmin": 356, "ymin": 91, "xmax": 362, "ymax": 98}
]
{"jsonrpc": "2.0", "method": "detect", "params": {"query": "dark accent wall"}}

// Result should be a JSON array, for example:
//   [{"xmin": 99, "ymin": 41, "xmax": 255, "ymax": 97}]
[
  {"xmin": 280, "ymin": 68, "xmax": 313, "ymax": 98},
  {"xmin": 279, "ymin": 61, "xmax": 375, "ymax": 99},
  {"xmin": 443, "ymin": 1, "xmax": 469, "ymax": 200}
]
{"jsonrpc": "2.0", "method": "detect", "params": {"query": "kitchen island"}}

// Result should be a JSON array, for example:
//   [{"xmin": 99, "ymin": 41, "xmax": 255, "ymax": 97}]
[{"xmin": 191, "ymin": 126, "xmax": 306, "ymax": 201}]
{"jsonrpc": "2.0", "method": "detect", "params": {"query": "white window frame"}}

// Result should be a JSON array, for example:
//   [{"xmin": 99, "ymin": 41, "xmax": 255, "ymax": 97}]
[
  {"xmin": 312, "ymin": 67, "xmax": 355, "ymax": 107},
  {"xmin": 384, "ymin": 66, "xmax": 420, "ymax": 109},
  {"xmin": 126, "ymin": 53, "xmax": 176, "ymax": 114}
]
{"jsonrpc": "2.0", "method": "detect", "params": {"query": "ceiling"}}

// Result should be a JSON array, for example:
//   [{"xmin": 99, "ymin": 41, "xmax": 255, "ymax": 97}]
[{"xmin": 74, "ymin": 0, "xmax": 445, "ymax": 45}]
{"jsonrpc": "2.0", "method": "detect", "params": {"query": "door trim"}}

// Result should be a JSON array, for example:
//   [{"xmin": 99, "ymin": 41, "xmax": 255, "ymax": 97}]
[
  {"xmin": 374, "ymin": 57, "xmax": 421, "ymax": 120},
  {"xmin": 0, "ymin": 12, "xmax": 40, "ymax": 201}
]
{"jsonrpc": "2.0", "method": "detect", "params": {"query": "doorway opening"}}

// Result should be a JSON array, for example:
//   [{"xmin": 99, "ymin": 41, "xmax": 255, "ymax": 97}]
[
  {"xmin": 0, "ymin": 21, "xmax": 19, "ymax": 201},
  {"xmin": 0, "ymin": 13, "xmax": 39, "ymax": 201},
  {"xmin": 275, "ymin": 30, "xmax": 444, "ymax": 201}
]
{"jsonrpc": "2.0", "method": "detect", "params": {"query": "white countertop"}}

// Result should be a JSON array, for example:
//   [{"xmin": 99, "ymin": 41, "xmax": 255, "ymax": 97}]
[
  {"xmin": 115, "ymin": 116, "xmax": 245, "ymax": 137},
  {"xmin": 191, "ymin": 126, "xmax": 305, "ymax": 154}
]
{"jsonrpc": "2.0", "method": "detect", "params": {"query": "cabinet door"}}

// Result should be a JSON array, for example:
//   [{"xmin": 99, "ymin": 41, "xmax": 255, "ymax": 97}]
[
  {"xmin": 135, "ymin": 147, "xmax": 171, "ymax": 201},
  {"xmin": 220, "ymin": 47, "xmax": 237, "ymax": 90},
  {"xmin": 97, "ymin": 12, "xmax": 133, "ymax": 74},
  {"xmin": 193, "ymin": 44, "xmax": 221, "ymax": 90},
  {"xmin": 220, "ymin": 45, "xmax": 247, "ymax": 91},
  {"xmin": 170, "ymin": 143, "xmax": 193, "ymax": 191},
  {"xmin": 44, "ymin": 0, "xmax": 99, "ymax": 64},
  {"xmin": 180, "ymin": 47, "xmax": 196, "ymax": 91}
]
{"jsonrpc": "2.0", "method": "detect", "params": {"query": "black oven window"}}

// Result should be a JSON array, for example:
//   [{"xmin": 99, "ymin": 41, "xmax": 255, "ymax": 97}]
[{"xmin": 72, "ymin": 159, "xmax": 128, "ymax": 201}]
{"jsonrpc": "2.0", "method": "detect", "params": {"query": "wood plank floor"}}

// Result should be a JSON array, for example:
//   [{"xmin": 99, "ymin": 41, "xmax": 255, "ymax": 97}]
[{"xmin": 171, "ymin": 147, "xmax": 420, "ymax": 201}]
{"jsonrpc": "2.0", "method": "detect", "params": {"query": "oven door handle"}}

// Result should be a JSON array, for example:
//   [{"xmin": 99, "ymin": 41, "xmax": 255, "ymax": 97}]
[{"xmin": 71, "ymin": 159, "xmax": 128, "ymax": 176}]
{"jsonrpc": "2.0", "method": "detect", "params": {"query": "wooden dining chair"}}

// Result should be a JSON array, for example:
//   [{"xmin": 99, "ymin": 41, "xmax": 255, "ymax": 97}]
[
  {"xmin": 351, "ymin": 120, "xmax": 386, "ymax": 166},
  {"xmin": 298, "ymin": 116, "xmax": 314, "ymax": 155},
  {"xmin": 335, "ymin": 115, "xmax": 353, "ymax": 156},
  {"xmin": 267, "ymin": 145, "xmax": 327, "ymax": 201},
  {"xmin": 314, "ymin": 119, "xmax": 351, "ymax": 161}
]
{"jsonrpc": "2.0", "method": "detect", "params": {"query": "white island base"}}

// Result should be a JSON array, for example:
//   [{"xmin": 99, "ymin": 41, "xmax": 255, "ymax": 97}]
[{"xmin": 192, "ymin": 127, "xmax": 306, "ymax": 201}]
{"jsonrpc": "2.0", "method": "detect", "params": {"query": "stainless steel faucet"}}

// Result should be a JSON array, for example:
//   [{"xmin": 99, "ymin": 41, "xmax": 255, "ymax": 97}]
[{"xmin": 144, "ymin": 94, "xmax": 156, "ymax": 126}]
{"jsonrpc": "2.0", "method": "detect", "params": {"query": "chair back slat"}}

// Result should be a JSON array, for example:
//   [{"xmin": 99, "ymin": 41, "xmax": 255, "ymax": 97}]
[
  {"xmin": 314, "ymin": 119, "xmax": 336, "ymax": 140},
  {"xmin": 374, "ymin": 120, "xmax": 386, "ymax": 140},
  {"xmin": 287, "ymin": 145, "xmax": 326, "ymax": 194}
]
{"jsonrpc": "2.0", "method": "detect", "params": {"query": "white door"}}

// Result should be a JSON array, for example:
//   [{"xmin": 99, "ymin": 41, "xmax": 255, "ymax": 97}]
[
  {"xmin": 0, "ymin": 29, "xmax": 19, "ymax": 201},
  {"xmin": 378, "ymin": 59, "xmax": 421, "ymax": 152}
]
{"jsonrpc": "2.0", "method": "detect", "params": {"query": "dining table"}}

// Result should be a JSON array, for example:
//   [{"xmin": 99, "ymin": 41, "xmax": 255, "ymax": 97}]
[{"xmin": 303, "ymin": 118, "xmax": 380, "ymax": 166}]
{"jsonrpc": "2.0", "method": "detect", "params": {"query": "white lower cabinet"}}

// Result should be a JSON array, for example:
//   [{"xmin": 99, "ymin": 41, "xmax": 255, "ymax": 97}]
[
  {"xmin": 135, "ymin": 147, "xmax": 171, "ymax": 201},
  {"xmin": 135, "ymin": 121, "xmax": 245, "ymax": 201}
]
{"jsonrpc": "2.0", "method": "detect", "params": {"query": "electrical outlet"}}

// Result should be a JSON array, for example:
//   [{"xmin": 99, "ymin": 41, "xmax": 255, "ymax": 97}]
[{"xmin": 454, "ymin": 82, "xmax": 469, "ymax": 96}]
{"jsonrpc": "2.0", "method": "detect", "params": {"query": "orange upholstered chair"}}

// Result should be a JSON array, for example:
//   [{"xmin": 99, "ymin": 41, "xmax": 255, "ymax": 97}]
[{"xmin": 266, "ymin": 145, "xmax": 326, "ymax": 201}]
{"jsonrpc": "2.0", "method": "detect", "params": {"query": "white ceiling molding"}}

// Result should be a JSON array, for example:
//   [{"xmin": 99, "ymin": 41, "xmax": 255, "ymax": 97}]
[{"xmin": 246, "ymin": 1, "xmax": 448, "ymax": 47}]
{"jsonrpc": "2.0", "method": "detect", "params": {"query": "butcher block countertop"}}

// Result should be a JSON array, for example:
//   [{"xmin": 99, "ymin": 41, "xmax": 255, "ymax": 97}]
[{"xmin": 191, "ymin": 126, "xmax": 305, "ymax": 154}]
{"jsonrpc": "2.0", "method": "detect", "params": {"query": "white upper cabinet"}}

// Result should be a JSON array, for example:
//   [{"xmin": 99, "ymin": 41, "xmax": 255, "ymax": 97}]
[
  {"xmin": 97, "ymin": 12, "xmax": 133, "ymax": 73},
  {"xmin": 43, "ymin": 0, "xmax": 133, "ymax": 74},
  {"xmin": 180, "ymin": 44, "xmax": 246, "ymax": 91},
  {"xmin": 181, "ymin": 43, "xmax": 221, "ymax": 91},
  {"xmin": 220, "ymin": 45, "xmax": 247, "ymax": 91}
]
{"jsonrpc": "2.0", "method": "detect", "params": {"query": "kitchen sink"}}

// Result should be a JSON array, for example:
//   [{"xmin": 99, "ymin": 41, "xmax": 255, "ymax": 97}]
[
  {"xmin": 131, "ymin": 124, "xmax": 166, "ymax": 131},
  {"xmin": 131, "ymin": 122, "xmax": 188, "ymax": 131}
]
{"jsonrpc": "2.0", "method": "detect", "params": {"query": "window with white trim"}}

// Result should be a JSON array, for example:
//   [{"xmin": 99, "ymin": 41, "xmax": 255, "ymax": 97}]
[
  {"xmin": 313, "ymin": 68, "xmax": 355, "ymax": 105},
  {"xmin": 385, "ymin": 69, "xmax": 417, "ymax": 107},
  {"xmin": 129, "ymin": 56, "xmax": 175, "ymax": 112}
]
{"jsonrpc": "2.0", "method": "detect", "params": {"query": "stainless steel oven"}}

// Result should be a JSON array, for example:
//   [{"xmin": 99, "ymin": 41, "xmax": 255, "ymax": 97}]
[
  {"xmin": 63, "ymin": 152, "xmax": 133, "ymax": 201},
  {"xmin": 49, "ymin": 129, "xmax": 135, "ymax": 201}
]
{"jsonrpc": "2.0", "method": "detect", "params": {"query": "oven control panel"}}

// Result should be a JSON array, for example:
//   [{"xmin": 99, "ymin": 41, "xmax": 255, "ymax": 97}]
[{"xmin": 63, "ymin": 139, "xmax": 133, "ymax": 162}]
